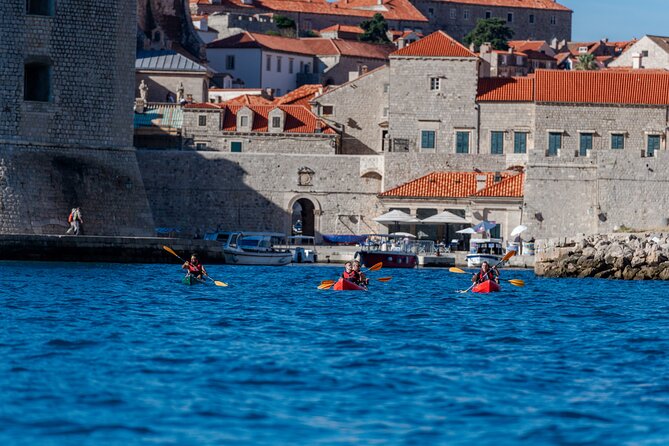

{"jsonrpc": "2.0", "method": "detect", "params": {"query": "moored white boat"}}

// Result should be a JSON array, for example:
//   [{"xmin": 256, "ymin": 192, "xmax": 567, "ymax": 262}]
[
  {"xmin": 466, "ymin": 238, "xmax": 503, "ymax": 268},
  {"xmin": 205, "ymin": 231, "xmax": 293, "ymax": 266}
]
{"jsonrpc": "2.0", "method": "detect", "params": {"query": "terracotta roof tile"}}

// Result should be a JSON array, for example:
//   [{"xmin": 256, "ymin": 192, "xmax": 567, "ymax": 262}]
[
  {"xmin": 380, "ymin": 171, "xmax": 522, "ymax": 198},
  {"xmin": 391, "ymin": 31, "xmax": 477, "ymax": 58},
  {"xmin": 220, "ymin": 104, "xmax": 336, "ymax": 134},
  {"xmin": 184, "ymin": 103, "xmax": 222, "ymax": 109},
  {"xmin": 446, "ymin": 0, "xmax": 570, "ymax": 11},
  {"xmin": 274, "ymin": 84, "xmax": 325, "ymax": 105},
  {"xmin": 508, "ymin": 40, "xmax": 549, "ymax": 52},
  {"xmin": 535, "ymin": 70, "xmax": 669, "ymax": 105},
  {"xmin": 226, "ymin": 94, "xmax": 274, "ymax": 105},
  {"xmin": 477, "ymin": 77, "xmax": 534, "ymax": 102},
  {"xmin": 319, "ymin": 24, "xmax": 364, "ymax": 34}
]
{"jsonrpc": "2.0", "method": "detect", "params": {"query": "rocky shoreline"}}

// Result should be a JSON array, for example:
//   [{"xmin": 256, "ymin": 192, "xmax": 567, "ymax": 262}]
[{"xmin": 535, "ymin": 233, "xmax": 669, "ymax": 280}]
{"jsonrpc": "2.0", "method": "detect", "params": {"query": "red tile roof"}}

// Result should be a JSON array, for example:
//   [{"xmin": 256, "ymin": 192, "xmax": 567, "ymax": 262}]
[
  {"xmin": 380, "ymin": 171, "xmax": 523, "ymax": 198},
  {"xmin": 535, "ymin": 70, "xmax": 669, "ymax": 105},
  {"xmin": 446, "ymin": 0, "xmax": 570, "ymax": 12},
  {"xmin": 220, "ymin": 104, "xmax": 336, "ymax": 134},
  {"xmin": 391, "ymin": 31, "xmax": 477, "ymax": 58},
  {"xmin": 319, "ymin": 24, "xmax": 364, "ymax": 34},
  {"xmin": 192, "ymin": 0, "xmax": 427, "ymax": 22},
  {"xmin": 508, "ymin": 40, "xmax": 549, "ymax": 52},
  {"xmin": 226, "ymin": 94, "xmax": 274, "ymax": 105},
  {"xmin": 208, "ymin": 32, "xmax": 394, "ymax": 59},
  {"xmin": 184, "ymin": 102, "xmax": 221, "ymax": 109},
  {"xmin": 274, "ymin": 84, "xmax": 325, "ymax": 105},
  {"xmin": 477, "ymin": 77, "xmax": 534, "ymax": 102}
]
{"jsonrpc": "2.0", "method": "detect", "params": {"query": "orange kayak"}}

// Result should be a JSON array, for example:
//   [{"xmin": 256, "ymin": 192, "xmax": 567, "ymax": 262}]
[
  {"xmin": 472, "ymin": 280, "xmax": 501, "ymax": 293},
  {"xmin": 333, "ymin": 278, "xmax": 367, "ymax": 291}
]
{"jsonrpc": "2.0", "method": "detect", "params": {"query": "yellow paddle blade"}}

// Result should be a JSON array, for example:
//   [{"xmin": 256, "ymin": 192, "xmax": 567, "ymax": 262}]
[
  {"xmin": 502, "ymin": 250, "xmax": 516, "ymax": 262},
  {"xmin": 377, "ymin": 277, "xmax": 392, "ymax": 282},
  {"xmin": 320, "ymin": 280, "xmax": 336, "ymax": 286},
  {"xmin": 318, "ymin": 283, "xmax": 334, "ymax": 290},
  {"xmin": 214, "ymin": 280, "xmax": 228, "ymax": 287},
  {"xmin": 366, "ymin": 262, "xmax": 383, "ymax": 272},
  {"xmin": 163, "ymin": 245, "xmax": 179, "ymax": 258},
  {"xmin": 449, "ymin": 267, "xmax": 467, "ymax": 274},
  {"xmin": 508, "ymin": 279, "xmax": 525, "ymax": 287}
]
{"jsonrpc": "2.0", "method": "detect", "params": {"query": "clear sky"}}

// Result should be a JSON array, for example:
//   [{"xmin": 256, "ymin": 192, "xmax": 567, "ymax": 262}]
[{"xmin": 561, "ymin": 0, "xmax": 669, "ymax": 42}]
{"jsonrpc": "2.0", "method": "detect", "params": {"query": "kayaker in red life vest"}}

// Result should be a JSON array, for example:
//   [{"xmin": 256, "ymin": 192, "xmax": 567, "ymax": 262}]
[
  {"xmin": 341, "ymin": 261, "xmax": 356, "ymax": 281},
  {"xmin": 352, "ymin": 260, "xmax": 370, "ymax": 287},
  {"xmin": 472, "ymin": 261, "xmax": 499, "ymax": 284},
  {"xmin": 183, "ymin": 253, "xmax": 207, "ymax": 280}
]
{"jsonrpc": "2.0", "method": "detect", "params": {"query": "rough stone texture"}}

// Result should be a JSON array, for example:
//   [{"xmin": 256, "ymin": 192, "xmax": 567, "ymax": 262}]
[
  {"xmin": 137, "ymin": 151, "xmax": 387, "ymax": 240},
  {"xmin": 479, "ymin": 102, "xmax": 534, "ymax": 157},
  {"xmin": 0, "ymin": 0, "xmax": 155, "ymax": 236},
  {"xmin": 412, "ymin": 1, "xmax": 572, "ymax": 42},
  {"xmin": 136, "ymin": 72, "xmax": 209, "ymax": 103},
  {"xmin": 314, "ymin": 66, "xmax": 390, "ymax": 155},
  {"xmin": 535, "ymin": 233, "xmax": 669, "ymax": 280}
]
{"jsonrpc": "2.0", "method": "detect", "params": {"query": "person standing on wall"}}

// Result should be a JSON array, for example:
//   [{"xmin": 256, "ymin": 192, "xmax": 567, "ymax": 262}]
[
  {"xmin": 66, "ymin": 207, "xmax": 84, "ymax": 235},
  {"xmin": 66, "ymin": 208, "xmax": 77, "ymax": 235}
]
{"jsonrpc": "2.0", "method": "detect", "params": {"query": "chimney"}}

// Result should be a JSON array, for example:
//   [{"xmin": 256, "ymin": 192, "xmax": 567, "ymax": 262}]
[
  {"xmin": 476, "ymin": 174, "xmax": 487, "ymax": 191},
  {"xmin": 632, "ymin": 52, "xmax": 643, "ymax": 69},
  {"xmin": 480, "ymin": 42, "xmax": 492, "ymax": 54},
  {"xmin": 377, "ymin": 0, "xmax": 383, "ymax": 4}
]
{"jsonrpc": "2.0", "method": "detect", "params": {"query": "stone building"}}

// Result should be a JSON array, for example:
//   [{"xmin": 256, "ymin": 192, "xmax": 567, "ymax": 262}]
[
  {"xmin": 608, "ymin": 35, "xmax": 669, "ymax": 70},
  {"xmin": 1, "ymin": 0, "xmax": 154, "ymax": 235},
  {"xmin": 136, "ymin": 50, "xmax": 213, "ymax": 103},
  {"xmin": 478, "ymin": 45, "xmax": 529, "ymax": 78},
  {"xmin": 411, "ymin": 0, "xmax": 572, "ymax": 42}
]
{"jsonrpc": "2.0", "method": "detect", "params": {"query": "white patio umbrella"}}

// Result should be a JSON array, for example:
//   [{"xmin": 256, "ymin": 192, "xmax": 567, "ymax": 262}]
[
  {"xmin": 373, "ymin": 210, "xmax": 421, "ymax": 224},
  {"xmin": 456, "ymin": 227, "xmax": 477, "ymax": 234},
  {"xmin": 390, "ymin": 232, "xmax": 416, "ymax": 238},
  {"xmin": 420, "ymin": 211, "xmax": 470, "ymax": 225},
  {"xmin": 510, "ymin": 224, "xmax": 528, "ymax": 237}
]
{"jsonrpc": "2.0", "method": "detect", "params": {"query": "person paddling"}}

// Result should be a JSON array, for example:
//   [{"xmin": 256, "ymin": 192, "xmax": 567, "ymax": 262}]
[
  {"xmin": 472, "ymin": 261, "xmax": 499, "ymax": 285},
  {"xmin": 341, "ymin": 261, "xmax": 356, "ymax": 281},
  {"xmin": 183, "ymin": 253, "xmax": 207, "ymax": 280},
  {"xmin": 351, "ymin": 260, "xmax": 370, "ymax": 288}
]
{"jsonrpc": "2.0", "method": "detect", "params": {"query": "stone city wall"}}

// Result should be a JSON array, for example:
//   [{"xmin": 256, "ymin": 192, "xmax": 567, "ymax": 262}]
[
  {"xmin": 478, "ymin": 102, "xmax": 534, "ymax": 156},
  {"xmin": 137, "ymin": 150, "xmax": 387, "ymax": 239}
]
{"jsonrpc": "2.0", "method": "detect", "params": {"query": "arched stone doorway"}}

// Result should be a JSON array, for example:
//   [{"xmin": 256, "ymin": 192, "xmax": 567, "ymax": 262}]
[{"xmin": 291, "ymin": 198, "xmax": 316, "ymax": 236}]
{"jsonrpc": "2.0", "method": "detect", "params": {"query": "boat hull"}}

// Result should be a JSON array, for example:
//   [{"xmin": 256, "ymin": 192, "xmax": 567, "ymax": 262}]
[
  {"xmin": 223, "ymin": 249, "xmax": 292, "ymax": 266},
  {"xmin": 182, "ymin": 274, "xmax": 205, "ymax": 285},
  {"xmin": 333, "ymin": 278, "xmax": 367, "ymax": 291},
  {"xmin": 466, "ymin": 254, "xmax": 502, "ymax": 268},
  {"xmin": 355, "ymin": 251, "xmax": 417, "ymax": 269},
  {"xmin": 472, "ymin": 280, "xmax": 501, "ymax": 293}
]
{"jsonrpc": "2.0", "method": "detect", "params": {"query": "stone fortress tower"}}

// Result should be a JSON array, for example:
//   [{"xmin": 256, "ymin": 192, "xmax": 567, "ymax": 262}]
[{"xmin": 0, "ymin": 0, "xmax": 154, "ymax": 235}]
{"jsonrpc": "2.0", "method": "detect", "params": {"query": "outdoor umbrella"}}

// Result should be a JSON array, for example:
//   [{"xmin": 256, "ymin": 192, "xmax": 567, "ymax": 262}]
[
  {"xmin": 510, "ymin": 224, "xmax": 528, "ymax": 237},
  {"xmin": 456, "ymin": 228, "xmax": 477, "ymax": 234},
  {"xmin": 420, "ymin": 211, "xmax": 470, "ymax": 225},
  {"xmin": 473, "ymin": 221, "xmax": 497, "ymax": 233},
  {"xmin": 390, "ymin": 232, "xmax": 416, "ymax": 238},
  {"xmin": 373, "ymin": 210, "xmax": 421, "ymax": 224}
]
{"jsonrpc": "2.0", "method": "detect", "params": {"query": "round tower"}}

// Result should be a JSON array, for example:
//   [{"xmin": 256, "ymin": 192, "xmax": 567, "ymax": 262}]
[{"xmin": 0, "ymin": 0, "xmax": 154, "ymax": 235}]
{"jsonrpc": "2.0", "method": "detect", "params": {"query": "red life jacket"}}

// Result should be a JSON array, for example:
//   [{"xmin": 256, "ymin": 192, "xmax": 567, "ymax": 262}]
[
  {"xmin": 476, "ymin": 269, "xmax": 498, "ymax": 283},
  {"xmin": 187, "ymin": 262, "xmax": 203, "ymax": 274},
  {"xmin": 342, "ymin": 270, "xmax": 356, "ymax": 280},
  {"xmin": 68, "ymin": 212, "xmax": 74, "ymax": 223}
]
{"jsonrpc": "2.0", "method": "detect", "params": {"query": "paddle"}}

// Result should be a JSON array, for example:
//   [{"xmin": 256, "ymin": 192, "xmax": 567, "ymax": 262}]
[
  {"xmin": 456, "ymin": 251, "xmax": 517, "ymax": 294},
  {"xmin": 318, "ymin": 276, "xmax": 392, "ymax": 290},
  {"xmin": 162, "ymin": 245, "xmax": 228, "ymax": 287}
]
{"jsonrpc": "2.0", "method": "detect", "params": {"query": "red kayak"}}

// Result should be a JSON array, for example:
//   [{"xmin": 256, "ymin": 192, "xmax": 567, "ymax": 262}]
[
  {"xmin": 333, "ymin": 278, "xmax": 367, "ymax": 291},
  {"xmin": 472, "ymin": 280, "xmax": 501, "ymax": 293}
]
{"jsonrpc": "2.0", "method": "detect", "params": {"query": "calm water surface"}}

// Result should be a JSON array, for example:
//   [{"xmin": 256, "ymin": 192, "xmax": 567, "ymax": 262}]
[{"xmin": 1, "ymin": 262, "xmax": 669, "ymax": 445}]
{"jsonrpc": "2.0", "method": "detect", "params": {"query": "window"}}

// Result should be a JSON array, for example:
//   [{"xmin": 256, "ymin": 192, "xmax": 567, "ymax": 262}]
[
  {"xmin": 642, "ymin": 50, "xmax": 649, "ymax": 57},
  {"xmin": 529, "ymin": 14, "xmax": 535, "ymax": 24},
  {"xmin": 430, "ymin": 77, "xmax": 440, "ymax": 90},
  {"xmin": 322, "ymin": 105, "xmax": 334, "ymax": 115},
  {"xmin": 240, "ymin": 115, "xmax": 248, "ymax": 127},
  {"xmin": 198, "ymin": 115, "xmax": 207, "ymax": 126},
  {"xmin": 304, "ymin": 63, "xmax": 311, "ymax": 74},
  {"xmin": 383, "ymin": 83, "xmax": 389, "ymax": 93},
  {"xmin": 611, "ymin": 133, "xmax": 625, "ymax": 150},
  {"xmin": 24, "ymin": 61, "xmax": 51, "ymax": 102},
  {"xmin": 27, "ymin": 0, "xmax": 54, "ymax": 16},
  {"xmin": 578, "ymin": 46, "xmax": 588, "ymax": 54},
  {"xmin": 195, "ymin": 142, "xmax": 207, "ymax": 150},
  {"xmin": 276, "ymin": 89, "xmax": 281, "ymax": 96},
  {"xmin": 226, "ymin": 55, "xmax": 235, "ymax": 70},
  {"xmin": 647, "ymin": 135, "xmax": 660, "ymax": 157},
  {"xmin": 272, "ymin": 116, "xmax": 281, "ymax": 128},
  {"xmin": 450, "ymin": 8, "xmax": 456, "ymax": 19},
  {"xmin": 304, "ymin": 20, "xmax": 312, "ymax": 30},
  {"xmin": 579, "ymin": 133, "xmax": 593, "ymax": 157},
  {"xmin": 266, "ymin": 54, "xmax": 271, "ymax": 71},
  {"xmin": 490, "ymin": 225, "xmax": 501, "ymax": 239},
  {"xmin": 514, "ymin": 132, "xmax": 527, "ymax": 153},
  {"xmin": 428, "ymin": 7, "xmax": 434, "ymax": 17},
  {"xmin": 548, "ymin": 132, "xmax": 562, "ymax": 156},
  {"xmin": 550, "ymin": 15, "xmax": 557, "ymax": 25},
  {"xmin": 230, "ymin": 141, "xmax": 242, "ymax": 152},
  {"xmin": 485, "ymin": 11, "xmax": 492, "ymax": 19},
  {"xmin": 277, "ymin": 56, "xmax": 282, "ymax": 73},
  {"xmin": 383, "ymin": 107, "xmax": 389, "ymax": 117},
  {"xmin": 516, "ymin": 55, "xmax": 523, "ymax": 65},
  {"xmin": 491, "ymin": 131, "xmax": 504, "ymax": 154},
  {"xmin": 463, "ymin": 9, "xmax": 469, "ymax": 20},
  {"xmin": 456, "ymin": 131, "xmax": 469, "ymax": 153},
  {"xmin": 421, "ymin": 130, "xmax": 435, "ymax": 150},
  {"xmin": 507, "ymin": 12, "xmax": 513, "ymax": 22},
  {"xmin": 289, "ymin": 58, "xmax": 294, "ymax": 74},
  {"xmin": 299, "ymin": 61, "xmax": 304, "ymax": 72}
]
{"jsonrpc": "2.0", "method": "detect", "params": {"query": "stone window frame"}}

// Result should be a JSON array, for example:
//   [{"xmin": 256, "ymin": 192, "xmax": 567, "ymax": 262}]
[
  {"xmin": 454, "ymin": 129, "xmax": 471, "ymax": 154},
  {"xmin": 230, "ymin": 140, "xmax": 243, "ymax": 153},
  {"xmin": 463, "ymin": 8, "xmax": 470, "ymax": 20},
  {"xmin": 420, "ymin": 130, "xmax": 436, "ymax": 151},
  {"xmin": 24, "ymin": 56, "xmax": 53, "ymax": 102},
  {"xmin": 577, "ymin": 130, "xmax": 595, "ymax": 157},
  {"xmin": 507, "ymin": 12, "xmax": 513, "ymax": 23},
  {"xmin": 609, "ymin": 131, "xmax": 626, "ymax": 150},
  {"xmin": 528, "ymin": 13, "xmax": 535, "ymax": 24},
  {"xmin": 277, "ymin": 56, "xmax": 282, "ymax": 73},
  {"xmin": 195, "ymin": 142, "xmax": 208, "ymax": 150},
  {"xmin": 237, "ymin": 107, "xmax": 254, "ymax": 131},
  {"xmin": 383, "ymin": 83, "xmax": 390, "ymax": 93},
  {"xmin": 198, "ymin": 115, "xmax": 207, "ymax": 127},
  {"xmin": 485, "ymin": 10, "xmax": 492, "ymax": 19},
  {"xmin": 226, "ymin": 55, "xmax": 235, "ymax": 70},
  {"xmin": 429, "ymin": 77, "xmax": 440, "ymax": 91},
  {"xmin": 449, "ymin": 8, "xmax": 456, "ymax": 20},
  {"xmin": 550, "ymin": 15, "xmax": 557, "ymax": 25},
  {"xmin": 429, "ymin": 7, "xmax": 435, "ymax": 17},
  {"xmin": 289, "ymin": 58, "xmax": 294, "ymax": 74},
  {"xmin": 321, "ymin": 105, "xmax": 334, "ymax": 116},
  {"xmin": 268, "ymin": 107, "xmax": 286, "ymax": 133},
  {"xmin": 645, "ymin": 132, "xmax": 662, "ymax": 157},
  {"xmin": 546, "ymin": 129, "xmax": 564, "ymax": 157},
  {"xmin": 265, "ymin": 54, "xmax": 272, "ymax": 71},
  {"xmin": 26, "ymin": 0, "xmax": 55, "ymax": 16},
  {"xmin": 513, "ymin": 131, "xmax": 528, "ymax": 154},
  {"xmin": 490, "ymin": 130, "xmax": 504, "ymax": 155}
]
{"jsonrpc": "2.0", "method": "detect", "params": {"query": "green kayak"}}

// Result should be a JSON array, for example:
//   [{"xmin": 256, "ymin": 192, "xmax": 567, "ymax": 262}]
[{"xmin": 182, "ymin": 274, "xmax": 205, "ymax": 286}]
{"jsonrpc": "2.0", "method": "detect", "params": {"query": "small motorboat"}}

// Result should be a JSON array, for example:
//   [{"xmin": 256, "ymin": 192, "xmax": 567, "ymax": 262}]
[
  {"xmin": 472, "ymin": 280, "xmax": 501, "ymax": 293},
  {"xmin": 333, "ymin": 278, "xmax": 367, "ymax": 291},
  {"xmin": 182, "ymin": 274, "xmax": 205, "ymax": 286}
]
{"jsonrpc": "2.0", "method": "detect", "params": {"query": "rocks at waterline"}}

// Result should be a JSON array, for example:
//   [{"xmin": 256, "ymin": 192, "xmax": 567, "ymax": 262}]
[{"xmin": 535, "ymin": 233, "xmax": 669, "ymax": 280}]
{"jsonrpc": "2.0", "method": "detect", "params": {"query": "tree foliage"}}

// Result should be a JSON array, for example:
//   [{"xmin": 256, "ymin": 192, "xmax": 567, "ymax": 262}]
[
  {"xmin": 574, "ymin": 54, "xmax": 598, "ymax": 71},
  {"xmin": 274, "ymin": 14, "xmax": 296, "ymax": 37},
  {"xmin": 463, "ymin": 18, "xmax": 514, "ymax": 51},
  {"xmin": 359, "ymin": 13, "xmax": 390, "ymax": 44}
]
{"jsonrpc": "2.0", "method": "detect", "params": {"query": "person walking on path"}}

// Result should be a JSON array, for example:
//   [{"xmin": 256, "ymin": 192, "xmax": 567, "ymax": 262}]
[{"xmin": 66, "ymin": 207, "xmax": 83, "ymax": 235}]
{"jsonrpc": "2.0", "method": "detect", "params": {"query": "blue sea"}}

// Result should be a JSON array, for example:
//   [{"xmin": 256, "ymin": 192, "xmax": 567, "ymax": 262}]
[{"xmin": 1, "ymin": 262, "xmax": 669, "ymax": 445}]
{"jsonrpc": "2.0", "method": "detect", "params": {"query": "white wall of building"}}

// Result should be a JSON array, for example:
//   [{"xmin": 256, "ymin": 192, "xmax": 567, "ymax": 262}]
[
  {"xmin": 260, "ymin": 50, "xmax": 315, "ymax": 95},
  {"xmin": 207, "ymin": 48, "xmax": 263, "ymax": 88}
]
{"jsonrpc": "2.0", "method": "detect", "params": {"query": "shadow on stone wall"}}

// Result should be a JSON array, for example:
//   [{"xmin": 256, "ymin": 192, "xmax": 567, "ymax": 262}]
[{"xmin": 137, "ymin": 150, "xmax": 290, "ymax": 238}]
